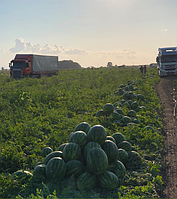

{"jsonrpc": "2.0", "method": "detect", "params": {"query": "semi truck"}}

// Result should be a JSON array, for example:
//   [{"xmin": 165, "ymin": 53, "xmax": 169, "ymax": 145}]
[
  {"xmin": 9, "ymin": 54, "xmax": 59, "ymax": 78},
  {"xmin": 156, "ymin": 47, "xmax": 177, "ymax": 77}
]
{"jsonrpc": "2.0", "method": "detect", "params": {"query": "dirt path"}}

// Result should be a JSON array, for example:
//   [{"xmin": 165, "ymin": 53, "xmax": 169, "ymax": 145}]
[{"xmin": 155, "ymin": 76, "xmax": 177, "ymax": 198}]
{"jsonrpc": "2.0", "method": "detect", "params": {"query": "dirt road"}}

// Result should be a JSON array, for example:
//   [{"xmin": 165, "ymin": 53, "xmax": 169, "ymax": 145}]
[{"xmin": 155, "ymin": 76, "xmax": 177, "ymax": 198}]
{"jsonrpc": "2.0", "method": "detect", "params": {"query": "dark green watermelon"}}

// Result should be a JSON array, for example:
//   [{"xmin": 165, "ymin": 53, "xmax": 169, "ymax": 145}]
[
  {"xmin": 46, "ymin": 157, "xmax": 66, "ymax": 182},
  {"xmin": 69, "ymin": 131, "xmax": 87, "ymax": 148},
  {"xmin": 144, "ymin": 126, "xmax": 154, "ymax": 133},
  {"xmin": 77, "ymin": 172, "xmax": 97, "ymax": 191},
  {"xmin": 87, "ymin": 125, "xmax": 107, "ymax": 145},
  {"xmin": 12, "ymin": 170, "xmax": 33, "ymax": 182},
  {"xmin": 121, "ymin": 116, "xmax": 132, "ymax": 124},
  {"xmin": 65, "ymin": 160, "xmax": 85, "ymax": 178},
  {"xmin": 108, "ymin": 159, "xmax": 126, "ymax": 179},
  {"xmin": 106, "ymin": 136, "xmax": 116, "ymax": 144},
  {"xmin": 96, "ymin": 110, "xmax": 105, "ymax": 117},
  {"xmin": 109, "ymin": 112, "xmax": 122, "ymax": 121},
  {"xmin": 127, "ymin": 110, "xmax": 136, "ymax": 117},
  {"xmin": 103, "ymin": 103, "xmax": 114, "ymax": 114},
  {"xmin": 62, "ymin": 143, "xmax": 81, "ymax": 162},
  {"xmin": 123, "ymin": 92, "xmax": 130, "ymax": 100},
  {"xmin": 43, "ymin": 151, "xmax": 63, "ymax": 165},
  {"xmin": 41, "ymin": 147, "xmax": 53, "ymax": 158},
  {"xmin": 131, "ymin": 101, "xmax": 139, "ymax": 110},
  {"xmin": 33, "ymin": 164, "xmax": 46, "ymax": 183},
  {"xmin": 101, "ymin": 140, "xmax": 119, "ymax": 163},
  {"xmin": 117, "ymin": 141, "xmax": 132, "ymax": 152},
  {"xmin": 86, "ymin": 148, "xmax": 108, "ymax": 175},
  {"xmin": 117, "ymin": 149, "xmax": 128, "ymax": 164},
  {"xmin": 74, "ymin": 122, "xmax": 91, "ymax": 134},
  {"xmin": 98, "ymin": 171, "xmax": 120, "ymax": 190},
  {"xmin": 84, "ymin": 141, "xmax": 101, "ymax": 157},
  {"xmin": 57, "ymin": 143, "xmax": 69, "ymax": 152},
  {"xmin": 126, "ymin": 151, "xmax": 142, "ymax": 169},
  {"xmin": 112, "ymin": 133, "xmax": 126, "ymax": 145},
  {"xmin": 137, "ymin": 94, "xmax": 145, "ymax": 101},
  {"xmin": 114, "ymin": 107, "xmax": 124, "ymax": 115}
]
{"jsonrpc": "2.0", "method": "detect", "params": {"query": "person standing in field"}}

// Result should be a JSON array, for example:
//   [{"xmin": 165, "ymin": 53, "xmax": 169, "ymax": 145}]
[
  {"xmin": 139, "ymin": 65, "xmax": 143, "ymax": 73},
  {"xmin": 144, "ymin": 65, "xmax": 146, "ymax": 74}
]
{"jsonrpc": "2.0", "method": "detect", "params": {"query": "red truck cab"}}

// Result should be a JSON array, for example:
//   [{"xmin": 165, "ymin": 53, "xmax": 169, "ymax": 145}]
[{"xmin": 9, "ymin": 54, "xmax": 32, "ymax": 78}]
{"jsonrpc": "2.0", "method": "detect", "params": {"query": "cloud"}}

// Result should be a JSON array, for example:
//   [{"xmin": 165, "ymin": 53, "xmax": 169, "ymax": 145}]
[
  {"xmin": 65, "ymin": 48, "xmax": 89, "ymax": 55},
  {"xmin": 161, "ymin": 29, "xmax": 168, "ymax": 32},
  {"xmin": 9, "ymin": 38, "xmax": 26, "ymax": 53},
  {"xmin": 8, "ymin": 38, "xmax": 89, "ymax": 55},
  {"xmin": 93, "ymin": 49, "xmax": 136, "ymax": 59}
]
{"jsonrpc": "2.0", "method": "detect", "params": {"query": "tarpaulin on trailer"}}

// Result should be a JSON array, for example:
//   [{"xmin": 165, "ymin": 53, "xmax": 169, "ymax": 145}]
[{"xmin": 32, "ymin": 55, "xmax": 59, "ymax": 72}]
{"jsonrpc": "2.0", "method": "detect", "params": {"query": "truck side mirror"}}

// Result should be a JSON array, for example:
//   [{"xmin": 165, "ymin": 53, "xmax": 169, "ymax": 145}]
[{"xmin": 9, "ymin": 63, "xmax": 12, "ymax": 68}]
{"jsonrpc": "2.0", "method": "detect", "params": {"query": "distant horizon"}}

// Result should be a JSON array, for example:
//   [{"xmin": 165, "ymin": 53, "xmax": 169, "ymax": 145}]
[{"xmin": 1, "ymin": 0, "xmax": 177, "ymax": 69}]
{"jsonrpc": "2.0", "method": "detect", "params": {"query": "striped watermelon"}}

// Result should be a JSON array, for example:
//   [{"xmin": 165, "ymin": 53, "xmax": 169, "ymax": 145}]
[
  {"xmin": 117, "ymin": 149, "xmax": 128, "ymax": 164},
  {"xmin": 131, "ymin": 101, "xmax": 139, "ymax": 110},
  {"xmin": 117, "ymin": 141, "xmax": 132, "ymax": 152},
  {"xmin": 62, "ymin": 143, "xmax": 81, "ymax": 162},
  {"xmin": 103, "ymin": 103, "xmax": 114, "ymax": 114},
  {"xmin": 112, "ymin": 133, "xmax": 126, "ymax": 145},
  {"xmin": 120, "ymin": 99, "xmax": 126, "ymax": 104},
  {"xmin": 33, "ymin": 164, "xmax": 46, "ymax": 182},
  {"xmin": 41, "ymin": 147, "xmax": 53, "ymax": 158},
  {"xmin": 87, "ymin": 125, "xmax": 107, "ymax": 145},
  {"xmin": 96, "ymin": 110, "xmax": 105, "ymax": 117},
  {"xmin": 84, "ymin": 141, "xmax": 101, "ymax": 157},
  {"xmin": 77, "ymin": 172, "xmax": 97, "ymax": 191},
  {"xmin": 43, "ymin": 151, "xmax": 63, "ymax": 165},
  {"xmin": 114, "ymin": 107, "xmax": 124, "ymax": 115},
  {"xmin": 69, "ymin": 131, "xmax": 87, "ymax": 148},
  {"xmin": 101, "ymin": 140, "xmax": 119, "ymax": 163},
  {"xmin": 46, "ymin": 157, "xmax": 66, "ymax": 182},
  {"xmin": 57, "ymin": 143, "xmax": 69, "ymax": 152},
  {"xmin": 108, "ymin": 159, "xmax": 126, "ymax": 179},
  {"xmin": 127, "ymin": 100, "xmax": 133, "ymax": 106},
  {"xmin": 65, "ymin": 160, "xmax": 85, "ymax": 178},
  {"xmin": 12, "ymin": 170, "xmax": 33, "ymax": 182},
  {"xmin": 106, "ymin": 136, "xmax": 116, "ymax": 144},
  {"xmin": 74, "ymin": 122, "xmax": 91, "ymax": 134},
  {"xmin": 121, "ymin": 116, "xmax": 131, "ymax": 124},
  {"xmin": 123, "ymin": 92, "xmax": 129, "ymax": 100},
  {"xmin": 144, "ymin": 126, "xmax": 154, "ymax": 133},
  {"xmin": 137, "ymin": 94, "xmax": 145, "ymax": 101},
  {"xmin": 127, "ymin": 110, "xmax": 136, "ymax": 117},
  {"xmin": 109, "ymin": 112, "xmax": 122, "ymax": 121},
  {"xmin": 98, "ymin": 171, "xmax": 119, "ymax": 190},
  {"xmin": 126, "ymin": 151, "xmax": 142, "ymax": 169},
  {"xmin": 86, "ymin": 148, "xmax": 108, "ymax": 175}
]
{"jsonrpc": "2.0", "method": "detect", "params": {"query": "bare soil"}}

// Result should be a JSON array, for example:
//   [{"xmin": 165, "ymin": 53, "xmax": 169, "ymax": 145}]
[{"xmin": 155, "ymin": 76, "xmax": 177, "ymax": 198}]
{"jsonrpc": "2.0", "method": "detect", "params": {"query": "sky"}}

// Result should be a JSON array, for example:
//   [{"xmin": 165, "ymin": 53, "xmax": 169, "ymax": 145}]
[{"xmin": 1, "ymin": 0, "xmax": 177, "ymax": 68}]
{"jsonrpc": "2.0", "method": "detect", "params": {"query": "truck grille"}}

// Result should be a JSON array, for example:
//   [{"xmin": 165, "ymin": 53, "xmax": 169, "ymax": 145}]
[{"xmin": 12, "ymin": 70, "xmax": 22, "ymax": 78}]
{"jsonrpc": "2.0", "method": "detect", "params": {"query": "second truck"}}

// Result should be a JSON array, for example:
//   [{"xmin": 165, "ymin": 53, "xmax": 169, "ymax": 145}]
[{"xmin": 156, "ymin": 47, "xmax": 177, "ymax": 77}]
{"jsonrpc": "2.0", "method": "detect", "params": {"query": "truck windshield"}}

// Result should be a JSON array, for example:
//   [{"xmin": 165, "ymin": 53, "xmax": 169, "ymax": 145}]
[
  {"xmin": 12, "ymin": 61, "xmax": 25, "ymax": 69},
  {"xmin": 161, "ymin": 55, "xmax": 177, "ymax": 63}
]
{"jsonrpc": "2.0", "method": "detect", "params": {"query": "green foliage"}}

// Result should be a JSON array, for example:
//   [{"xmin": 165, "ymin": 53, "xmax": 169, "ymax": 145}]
[{"xmin": 0, "ymin": 68, "xmax": 164, "ymax": 198}]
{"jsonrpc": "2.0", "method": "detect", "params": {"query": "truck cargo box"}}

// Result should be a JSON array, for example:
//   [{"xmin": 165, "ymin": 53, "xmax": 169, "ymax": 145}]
[{"xmin": 31, "ymin": 54, "xmax": 59, "ymax": 72}]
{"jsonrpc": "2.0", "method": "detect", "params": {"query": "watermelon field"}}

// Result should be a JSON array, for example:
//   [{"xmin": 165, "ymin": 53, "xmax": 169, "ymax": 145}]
[{"xmin": 0, "ymin": 67, "xmax": 165, "ymax": 198}]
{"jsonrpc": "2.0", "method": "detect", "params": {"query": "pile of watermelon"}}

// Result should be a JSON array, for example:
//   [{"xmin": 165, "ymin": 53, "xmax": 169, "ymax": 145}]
[
  {"xmin": 96, "ymin": 80, "xmax": 147, "ymax": 126},
  {"xmin": 12, "ymin": 122, "xmax": 142, "ymax": 195}
]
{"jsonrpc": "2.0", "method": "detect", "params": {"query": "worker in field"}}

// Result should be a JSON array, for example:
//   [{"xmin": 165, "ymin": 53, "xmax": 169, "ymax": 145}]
[
  {"xmin": 139, "ymin": 65, "xmax": 143, "ymax": 73},
  {"xmin": 144, "ymin": 65, "xmax": 146, "ymax": 74}
]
